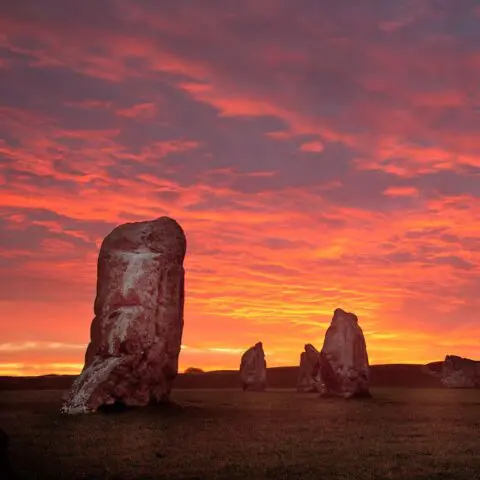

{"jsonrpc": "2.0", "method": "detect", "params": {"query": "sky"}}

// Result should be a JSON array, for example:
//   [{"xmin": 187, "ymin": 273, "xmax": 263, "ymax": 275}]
[{"xmin": 1, "ymin": 0, "xmax": 479, "ymax": 376}]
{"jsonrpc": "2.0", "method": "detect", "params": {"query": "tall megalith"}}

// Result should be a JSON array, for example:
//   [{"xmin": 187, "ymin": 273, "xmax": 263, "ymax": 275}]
[
  {"xmin": 318, "ymin": 308, "xmax": 370, "ymax": 398},
  {"xmin": 61, "ymin": 216, "xmax": 186, "ymax": 414}
]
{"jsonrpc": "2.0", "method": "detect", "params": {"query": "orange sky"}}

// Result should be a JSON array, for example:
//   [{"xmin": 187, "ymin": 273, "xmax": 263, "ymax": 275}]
[{"xmin": 1, "ymin": 1, "xmax": 480, "ymax": 376}]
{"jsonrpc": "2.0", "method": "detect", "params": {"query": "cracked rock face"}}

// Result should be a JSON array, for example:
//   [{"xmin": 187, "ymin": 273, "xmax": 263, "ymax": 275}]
[
  {"xmin": 318, "ymin": 308, "xmax": 370, "ymax": 398},
  {"xmin": 441, "ymin": 355, "xmax": 480, "ymax": 388},
  {"xmin": 61, "ymin": 216, "xmax": 186, "ymax": 414},
  {"xmin": 297, "ymin": 344, "xmax": 322, "ymax": 392},
  {"xmin": 240, "ymin": 342, "xmax": 267, "ymax": 391}
]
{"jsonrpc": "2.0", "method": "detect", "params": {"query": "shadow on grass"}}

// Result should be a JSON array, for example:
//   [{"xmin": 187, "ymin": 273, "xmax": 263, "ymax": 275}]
[
  {"xmin": 97, "ymin": 400, "xmax": 189, "ymax": 416},
  {"xmin": 93, "ymin": 400, "xmax": 235, "ymax": 422}
]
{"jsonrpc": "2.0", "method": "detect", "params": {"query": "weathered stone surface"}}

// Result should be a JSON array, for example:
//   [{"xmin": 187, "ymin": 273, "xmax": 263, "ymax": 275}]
[
  {"xmin": 61, "ymin": 216, "xmax": 186, "ymax": 414},
  {"xmin": 441, "ymin": 355, "xmax": 480, "ymax": 388},
  {"xmin": 297, "ymin": 344, "xmax": 321, "ymax": 392},
  {"xmin": 240, "ymin": 342, "xmax": 267, "ymax": 391},
  {"xmin": 318, "ymin": 308, "xmax": 370, "ymax": 398}
]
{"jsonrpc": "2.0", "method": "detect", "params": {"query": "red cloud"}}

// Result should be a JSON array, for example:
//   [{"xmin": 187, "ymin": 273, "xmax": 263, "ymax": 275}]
[
  {"xmin": 299, "ymin": 141, "xmax": 324, "ymax": 153},
  {"xmin": 383, "ymin": 186, "xmax": 419, "ymax": 197},
  {"xmin": 116, "ymin": 102, "xmax": 158, "ymax": 119},
  {"xmin": 1, "ymin": 1, "xmax": 479, "ymax": 374}
]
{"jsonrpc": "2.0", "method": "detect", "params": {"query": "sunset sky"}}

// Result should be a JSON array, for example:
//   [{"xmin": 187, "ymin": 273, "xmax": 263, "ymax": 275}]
[{"xmin": 1, "ymin": 0, "xmax": 480, "ymax": 376}]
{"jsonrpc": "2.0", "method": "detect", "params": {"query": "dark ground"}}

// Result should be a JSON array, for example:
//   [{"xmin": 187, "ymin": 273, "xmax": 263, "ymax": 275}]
[{"xmin": 0, "ymin": 387, "xmax": 479, "ymax": 480}]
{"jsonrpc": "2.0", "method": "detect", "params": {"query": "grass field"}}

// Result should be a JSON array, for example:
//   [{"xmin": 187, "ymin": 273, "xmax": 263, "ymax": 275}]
[{"xmin": 1, "ymin": 388, "xmax": 479, "ymax": 479}]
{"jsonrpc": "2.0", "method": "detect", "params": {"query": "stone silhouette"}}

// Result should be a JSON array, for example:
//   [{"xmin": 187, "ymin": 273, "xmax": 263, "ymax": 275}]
[
  {"xmin": 61, "ymin": 216, "xmax": 186, "ymax": 414},
  {"xmin": 318, "ymin": 308, "xmax": 370, "ymax": 398},
  {"xmin": 297, "ymin": 344, "xmax": 322, "ymax": 392},
  {"xmin": 0, "ymin": 428, "xmax": 14, "ymax": 480},
  {"xmin": 240, "ymin": 342, "xmax": 267, "ymax": 391},
  {"xmin": 441, "ymin": 355, "xmax": 480, "ymax": 388}
]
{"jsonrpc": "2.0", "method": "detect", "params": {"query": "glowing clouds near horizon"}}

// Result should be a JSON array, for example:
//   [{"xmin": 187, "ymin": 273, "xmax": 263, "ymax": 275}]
[{"xmin": 0, "ymin": 0, "xmax": 480, "ymax": 375}]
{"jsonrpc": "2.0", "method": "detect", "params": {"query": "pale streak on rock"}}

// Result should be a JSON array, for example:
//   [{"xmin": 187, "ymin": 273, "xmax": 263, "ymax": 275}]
[
  {"xmin": 120, "ymin": 251, "xmax": 157, "ymax": 295},
  {"xmin": 61, "ymin": 356, "xmax": 126, "ymax": 414},
  {"xmin": 106, "ymin": 305, "xmax": 143, "ymax": 355},
  {"xmin": 61, "ymin": 216, "xmax": 186, "ymax": 414},
  {"xmin": 240, "ymin": 342, "xmax": 267, "ymax": 391}
]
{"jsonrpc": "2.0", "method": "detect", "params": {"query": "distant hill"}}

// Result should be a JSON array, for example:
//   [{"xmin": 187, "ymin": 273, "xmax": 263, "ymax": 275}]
[
  {"xmin": 0, "ymin": 363, "xmax": 443, "ymax": 391},
  {"xmin": 184, "ymin": 367, "xmax": 205, "ymax": 374},
  {"xmin": 0, "ymin": 374, "xmax": 75, "ymax": 391}
]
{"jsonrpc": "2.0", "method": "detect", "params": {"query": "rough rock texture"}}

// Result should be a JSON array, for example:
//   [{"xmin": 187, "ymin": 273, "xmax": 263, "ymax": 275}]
[
  {"xmin": 61, "ymin": 216, "xmax": 186, "ymax": 414},
  {"xmin": 297, "ymin": 344, "xmax": 322, "ymax": 392},
  {"xmin": 318, "ymin": 308, "xmax": 370, "ymax": 398},
  {"xmin": 240, "ymin": 342, "xmax": 267, "ymax": 391},
  {"xmin": 441, "ymin": 355, "xmax": 480, "ymax": 388},
  {"xmin": 422, "ymin": 361, "xmax": 443, "ymax": 377}
]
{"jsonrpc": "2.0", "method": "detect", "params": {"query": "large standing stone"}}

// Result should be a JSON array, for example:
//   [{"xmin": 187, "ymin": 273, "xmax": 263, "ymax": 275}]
[
  {"xmin": 318, "ymin": 308, "xmax": 370, "ymax": 398},
  {"xmin": 441, "ymin": 355, "xmax": 480, "ymax": 388},
  {"xmin": 297, "ymin": 344, "xmax": 322, "ymax": 392},
  {"xmin": 240, "ymin": 342, "xmax": 267, "ymax": 391},
  {"xmin": 61, "ymin": 216, "xmax": 186, "ymax": 414}
]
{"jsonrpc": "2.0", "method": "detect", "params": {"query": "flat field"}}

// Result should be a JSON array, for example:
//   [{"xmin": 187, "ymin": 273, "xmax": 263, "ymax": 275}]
[{"xmin": 1, "ymin": 388, "xmax": 479, "ymax": 479}]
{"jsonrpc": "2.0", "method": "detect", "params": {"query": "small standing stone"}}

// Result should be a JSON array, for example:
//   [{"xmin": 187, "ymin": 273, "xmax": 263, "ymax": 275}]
[
  {"xmin": 240, "ymin": 342, "xmax": 267, "ymax": 391},
  {"xmin": 297, "ymin": 344, "xmax": 322, "ymax": 392},
  {"xmin": 441, "ymin": 355, "xmax": 480, "ymax": 388}
]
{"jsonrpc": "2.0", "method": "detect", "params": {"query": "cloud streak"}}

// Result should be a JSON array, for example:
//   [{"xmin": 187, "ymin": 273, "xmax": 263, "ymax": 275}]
[{"xmin": 0, "ymin": 0, "xmax": 479, "ymax": 375}]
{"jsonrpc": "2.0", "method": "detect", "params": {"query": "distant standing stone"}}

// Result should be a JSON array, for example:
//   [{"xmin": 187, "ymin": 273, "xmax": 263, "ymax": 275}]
[
  {"xmin": 297, "ymin": 344, "xmax": 322, "ymax": 392},
  {"xmin": 318, "ymin": 308, "xmax": 370, "ymax": 398},
  {"xmin": 441, "ymin": 355, "xmax": 480, "ymax": 388},
  {"xmin": 240, "ymin": 342, "xmax": 267, "ymax": 391},
  {"xmin": 61, "ymin": 216, "xmax": 187, "ymax": 414}
]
